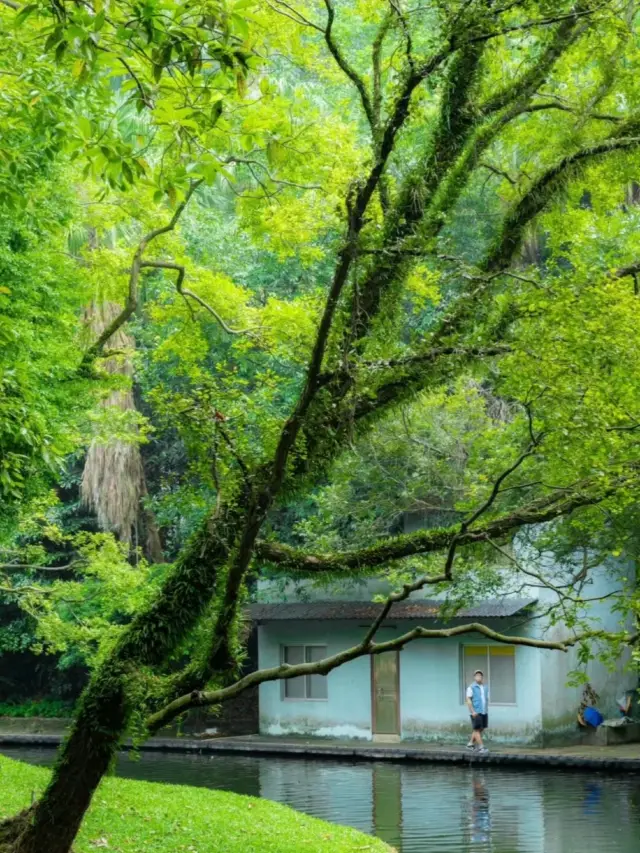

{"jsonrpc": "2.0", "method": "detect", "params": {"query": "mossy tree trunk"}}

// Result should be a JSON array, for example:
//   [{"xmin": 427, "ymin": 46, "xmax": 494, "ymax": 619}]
[{"xmin": 6, "ymin": 508, "xmax": 242, "ymax": 853}]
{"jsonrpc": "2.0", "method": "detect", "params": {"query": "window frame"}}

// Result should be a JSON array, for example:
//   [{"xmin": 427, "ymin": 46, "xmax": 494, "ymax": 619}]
[
  {"xmin": 459, "ymin": 643, "xmax": 517, "ymax": 707},
  {"xmin": 280, "ymin": 644, "xmax": 329, "ymax": 702}
]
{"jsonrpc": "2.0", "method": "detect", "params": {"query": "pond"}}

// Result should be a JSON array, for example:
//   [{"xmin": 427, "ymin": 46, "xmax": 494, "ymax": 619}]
[{"xmin": 2, "ymin": 745, "xmax": 640, "ymax": 852}]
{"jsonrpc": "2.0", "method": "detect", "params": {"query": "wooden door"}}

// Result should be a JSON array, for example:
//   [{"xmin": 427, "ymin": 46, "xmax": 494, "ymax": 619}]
[{"xmin": 372, "ymin": 651, "xmax": 400, "ymax": 735}]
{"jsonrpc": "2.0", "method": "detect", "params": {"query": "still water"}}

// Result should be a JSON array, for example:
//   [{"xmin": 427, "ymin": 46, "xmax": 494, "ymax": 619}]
[{"xmin": 3, "ymin": 745, "xmax": 640, "ymax": 853}]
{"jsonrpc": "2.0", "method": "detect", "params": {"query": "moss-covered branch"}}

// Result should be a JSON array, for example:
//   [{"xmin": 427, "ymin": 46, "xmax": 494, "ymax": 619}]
[
  {"xmin": 480, "ymin": 11, "xmax": 588, "ymax": 115},
  {"xmin": 322, "ymin": 0, "xmax": 375, "ymax": 131},
  {"xmin": 614, "ymin": 260, "xmax": 640, "ymax": 279},
  {"xmin": 485, "ymin": 133, "xmax": 640, "ymax": 273},
  {"xmin": 255, "ymin": 475, "xmax": 635, "ymax": 574}
]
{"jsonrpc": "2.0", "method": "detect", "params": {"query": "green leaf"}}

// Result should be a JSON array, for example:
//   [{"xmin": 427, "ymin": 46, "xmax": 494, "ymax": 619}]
[
  {"xmin": 77, "ymin": 117, "xmax": 92, "ymax": 140},
  {"xmin": 15, "ymin": 4, "xmax": 39, "ymax": 26}
]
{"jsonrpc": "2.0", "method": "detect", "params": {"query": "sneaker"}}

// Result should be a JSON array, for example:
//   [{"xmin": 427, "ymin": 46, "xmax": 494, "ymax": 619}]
[
  {"xmin": 477, "ymin": 747, "xmax": 489, "ymax": 754},
  {"xmin": 466, "ymin": 743, "xmax": 476, "ymax": 751}
]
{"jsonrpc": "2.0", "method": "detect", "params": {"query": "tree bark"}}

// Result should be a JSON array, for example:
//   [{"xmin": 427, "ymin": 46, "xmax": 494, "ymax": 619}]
[{"xmin": 8, "ymin": 507, "xmax": 241, "ymax": 853}]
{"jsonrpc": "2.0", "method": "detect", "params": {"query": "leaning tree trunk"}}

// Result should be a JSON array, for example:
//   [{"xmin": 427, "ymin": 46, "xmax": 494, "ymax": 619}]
[{"xmin": 4, "ymin": 508, "xmax": 242, "ymax": 853}]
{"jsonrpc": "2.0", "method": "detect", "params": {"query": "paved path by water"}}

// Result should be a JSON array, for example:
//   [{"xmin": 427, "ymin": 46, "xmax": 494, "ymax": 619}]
[{"xmin": 2, "ymin": 724, "xmax": 640, "ymax": 772}]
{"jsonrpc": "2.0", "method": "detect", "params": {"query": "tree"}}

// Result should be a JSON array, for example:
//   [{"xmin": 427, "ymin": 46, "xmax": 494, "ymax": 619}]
[{"xmin": 3, "ymin": 1, "xmax": 640, "ymax": 851}]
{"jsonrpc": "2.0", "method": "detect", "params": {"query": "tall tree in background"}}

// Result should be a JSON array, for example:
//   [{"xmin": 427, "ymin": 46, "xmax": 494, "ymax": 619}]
[{"xmin": 3, "ymin": 2, "xmax": 640, "ymax": 852}]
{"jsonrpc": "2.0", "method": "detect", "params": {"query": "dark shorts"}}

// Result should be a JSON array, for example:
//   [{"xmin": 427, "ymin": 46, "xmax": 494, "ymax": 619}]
[{"xmin": 471, "ymin": 713, "xmax": 488, "ymax": 731}]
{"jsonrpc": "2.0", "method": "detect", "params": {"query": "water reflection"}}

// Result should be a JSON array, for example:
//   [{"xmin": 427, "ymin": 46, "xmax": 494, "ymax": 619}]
[
  {"xmin": 469, "ymin": 774, "xmax": 491, "ymax": 849},
  {"xmin": 3, "ymin": 746, "xmax": 640, "ymax": 853},
  {"xmin": 373, "ymin": 764, "xmax": 402, "ymax": 851}
]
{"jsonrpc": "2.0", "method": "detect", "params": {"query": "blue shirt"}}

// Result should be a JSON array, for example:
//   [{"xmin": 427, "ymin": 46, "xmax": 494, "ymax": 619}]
[{"xmin": 466, "ymin": 682, "xmax": 488, "ymax": 713}]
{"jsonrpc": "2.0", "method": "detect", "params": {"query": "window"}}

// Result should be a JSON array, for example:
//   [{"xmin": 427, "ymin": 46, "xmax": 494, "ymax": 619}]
[
  {"xmin": 282, "ymin": 645, "xmax": 328, "ymax": 700},
  {"xmin": 461, "ymin": 645, "xmax": 516, "ymax": 705}
]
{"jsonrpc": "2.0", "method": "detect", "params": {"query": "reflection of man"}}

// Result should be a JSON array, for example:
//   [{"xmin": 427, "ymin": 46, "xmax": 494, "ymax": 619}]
[
  {"xmin": 583, "ymin": 782, "xmax": 602, "ymax": 816},
  {"xmin": 470, "ymin": 777, "xmax": 491, "ymax": 845},
  {"xmin": 466, "ymin": 670, "xmax": 489, "ymax": 753}
]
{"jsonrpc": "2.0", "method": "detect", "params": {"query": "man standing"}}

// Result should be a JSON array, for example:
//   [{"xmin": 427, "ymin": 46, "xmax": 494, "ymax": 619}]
[{"xmin": 466, "ymin": 669, "xmax": 489, "ymax": 753}]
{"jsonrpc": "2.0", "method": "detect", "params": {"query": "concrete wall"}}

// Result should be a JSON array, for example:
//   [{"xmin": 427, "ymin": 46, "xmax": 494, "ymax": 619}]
[
  {"xmin": 399, "ymin": 626, "xmax": 543, "ymax": 744},
  {"xmin": 258, "ymin": 619, "xmax": 544, "ymax": 743},
  {"xmin": 539, "ymin": 562, "xmax": 637, "ymax": 744},
  {"xmin": 258, "ymin": 621, "xmax": 372, "ymax": 739}
]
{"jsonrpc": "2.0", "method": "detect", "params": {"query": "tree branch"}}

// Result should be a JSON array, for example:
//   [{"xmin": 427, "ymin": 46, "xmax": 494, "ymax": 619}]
[
  {"xmin": 479, "ymin": 13, "xmax": 589, "ymax": 115},
  {"xmin": 522, "ymin": 100, "xmax": 622, "ymax": 122},
  {"xmin": 139, "ymin": 261, "xmax": 251, "ymax": 336},
  {"xmin": 190, "ymin": 7, "xmax": 473, "ymax": 683},
  {"xmin": 0, "ymin": 584, "xmax": 50, "ymax": 596},
  {"xmin": 267, "ymin": 0, "xmax": 324, "ymax": 32},
  {"xmin": 359, "ymin": 444, "xmax": 537, "ymax": 642},
  {"xmin": 372, "ymin": 12, "xmax": 392, "ymax": 133},
  {"xmin": 255, "ymin": 474, "xmax": 635, "ymax": 574},
  {"xmin": 361, "ymin": 343, "xmax": 511, "ymax": 375},
  {"xmin": 485, "ymin": 133, "xmax": 640, "ymax": 272},
  {"xmin": 322, "ymin": 0, "xmax": 375, "ymax": 130},
  {"xmin": 118, "ymin": 58, "xmax": 153, "ymax": 109},
  {"xmin": 484, "ymin": 537, "xmax": 623, "ymax": 606},
  {"xmin": 0, "ymin": 561, "xmax": 84, "ymax": 573},
  {"xmin": 79, "ymin": 180, "xmax": 202, "ymax": 372},
  {"xmin": 389, "ymin": 0, "xmax": 414, "ymax": 72},
  {"xmin": 439, "ymin": 438, "xmax": 539, "ymax": 582},
  {"xmin": 146, "ymin": 618, "xmax": 611, "ymax": 731},
  {"xmin": 613, "ymin": 260, "xmax": 640, "ymax": 279}
]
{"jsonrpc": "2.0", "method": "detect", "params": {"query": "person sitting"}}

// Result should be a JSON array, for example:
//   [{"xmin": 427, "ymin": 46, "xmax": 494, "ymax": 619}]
[
  {"xmin": 617, "ymin": 692, "xmax": 633, "ymax": 720},
  {"xmin": 577, "ymin": 682, "xmax": 602, "ymax": 727}
]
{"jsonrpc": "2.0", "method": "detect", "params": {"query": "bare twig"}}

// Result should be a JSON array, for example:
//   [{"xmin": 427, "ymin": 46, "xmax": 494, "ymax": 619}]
[
  {"xmin": 118, "ymin": 57, "xmax": 154, "ymax": 109},
  {"xmin": 522, "ymin": 100, "xmax": 622, "ymax": 122},
  {"xmin": 480, "ymin": 161, "xmax": 517, "ymax": 185},
  {"xmin": 215, "ymin": 421, "xmax": 250, "ymax": 482},
  {"xmin": 267, "ymin": 0, "xmax": 323, "ymax": 31}
]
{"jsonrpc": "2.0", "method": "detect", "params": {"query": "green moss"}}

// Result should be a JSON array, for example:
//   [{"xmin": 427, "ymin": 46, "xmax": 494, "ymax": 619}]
[{"xmin": 0, "ymin": 756, "xmax": 391, "ymax": 853}]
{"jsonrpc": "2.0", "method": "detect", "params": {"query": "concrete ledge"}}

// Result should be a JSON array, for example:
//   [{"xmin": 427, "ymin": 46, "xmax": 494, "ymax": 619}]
[
  {"xmin": 2, "ymin": 732, "xmax": 640, "ymax": 773},
  {"xmin": 581, "ymin": 722, "xmax": 640, "ymax": 746}
]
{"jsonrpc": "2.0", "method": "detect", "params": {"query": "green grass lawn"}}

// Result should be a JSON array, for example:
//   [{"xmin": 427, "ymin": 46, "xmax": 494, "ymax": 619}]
[{"xmin": 0, "ymin": 755, "xmax": 392, "ymax": 853}]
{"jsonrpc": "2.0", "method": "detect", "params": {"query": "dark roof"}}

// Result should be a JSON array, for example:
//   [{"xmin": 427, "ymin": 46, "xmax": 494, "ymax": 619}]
[{"xmin": 249, "ymin": 598, "xmax": 535, "ymax": 622}]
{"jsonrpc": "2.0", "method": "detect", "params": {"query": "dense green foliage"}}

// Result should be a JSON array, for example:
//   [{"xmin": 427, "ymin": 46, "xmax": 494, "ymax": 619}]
[
  {"xmin": 0, "ymin": 756, "xmax": 389, "ymax": 852},
  {"xmin": 0, "ymin": 0, "xmax": 639, "ymax": 693},
  {"xmin": 2, "ymin": 1, "xmax": 640, "ymax": 849}
]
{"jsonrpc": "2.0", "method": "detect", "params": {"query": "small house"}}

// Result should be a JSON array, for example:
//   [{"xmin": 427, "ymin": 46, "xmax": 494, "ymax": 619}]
[{"xmin": 252, "ymin": 543, "xmax": 636, "ymax": 746}]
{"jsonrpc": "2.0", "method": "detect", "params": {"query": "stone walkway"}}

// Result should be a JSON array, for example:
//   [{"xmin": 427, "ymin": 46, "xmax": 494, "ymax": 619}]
[{"xmin": 2, "ymin": 728, "xmax": 640, "ymax": 772}]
